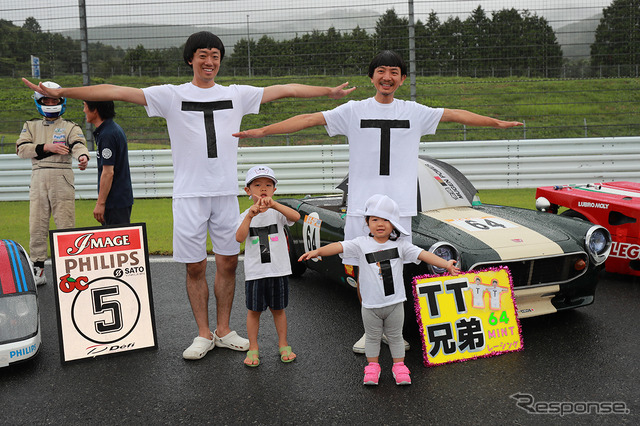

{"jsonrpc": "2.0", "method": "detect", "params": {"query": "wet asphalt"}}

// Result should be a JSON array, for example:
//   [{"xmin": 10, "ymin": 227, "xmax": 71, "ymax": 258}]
[{"xmin": 1, "ymin": 258, "xmax": 638, "ymax": 425}]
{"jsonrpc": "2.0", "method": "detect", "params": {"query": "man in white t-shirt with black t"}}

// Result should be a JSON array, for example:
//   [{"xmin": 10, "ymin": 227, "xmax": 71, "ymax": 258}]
[
  {"xmin": 234, "ymin": 50, "xmax": 523, "ymax": 353},
  {"xmin": 24, "ymin": 31, "xmax": 355, "ymax": 360}
]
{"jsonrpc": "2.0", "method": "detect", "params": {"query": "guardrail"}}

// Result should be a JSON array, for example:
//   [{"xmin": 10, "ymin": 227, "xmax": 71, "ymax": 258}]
[{"xmin": 2, "ymin": 136, "xmax": 639, "ymax": 201}]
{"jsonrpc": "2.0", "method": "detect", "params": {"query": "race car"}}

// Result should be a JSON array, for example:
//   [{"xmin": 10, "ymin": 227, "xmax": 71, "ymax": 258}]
[
  {"xmin": 0, "ymin": 240, "xmax": 41, "ymax": 367},
  {"xmin": 281, "ymin": 157, "xmax": 612, "ymax": 319},
  {"xmin": 536, "ymin": 181, "xmax": 640, "ymax": 276}
]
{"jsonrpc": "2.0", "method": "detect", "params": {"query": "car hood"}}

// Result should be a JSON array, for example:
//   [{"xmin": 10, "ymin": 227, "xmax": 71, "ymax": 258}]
[{"xmin": 414, "ymin": 205, "xmax": 574, "ymax": 260}]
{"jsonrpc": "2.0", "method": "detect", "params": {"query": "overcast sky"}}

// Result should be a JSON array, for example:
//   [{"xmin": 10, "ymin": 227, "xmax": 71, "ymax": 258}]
[{"xmin": 2, "ymin": 0, "xmax": 610, "ymax": 32}]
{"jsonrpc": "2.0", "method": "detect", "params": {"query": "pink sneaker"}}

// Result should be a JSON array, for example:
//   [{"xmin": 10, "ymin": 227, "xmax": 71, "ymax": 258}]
[
  {"xmin": 392, "ymin": 362, "xmax": 412, "ymax": 385},
  {"xmin": 363, "ymin": 362, "xmax": 381, "ymax": 385}
]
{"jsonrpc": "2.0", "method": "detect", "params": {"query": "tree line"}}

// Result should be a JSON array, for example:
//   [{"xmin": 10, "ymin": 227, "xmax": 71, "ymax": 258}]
[
  {"xmin": 0, "ymin": 0, "xmax": 637, "ymax": 79},
  {"xmin": 228, "ymin": 7, "xmax": 564, "ymax": 78}
]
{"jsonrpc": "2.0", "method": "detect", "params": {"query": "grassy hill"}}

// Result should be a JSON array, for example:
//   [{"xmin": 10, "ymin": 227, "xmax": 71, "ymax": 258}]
[{"xmin": 1, "ymin": 74, "xmax": 638, "ymax": 154}]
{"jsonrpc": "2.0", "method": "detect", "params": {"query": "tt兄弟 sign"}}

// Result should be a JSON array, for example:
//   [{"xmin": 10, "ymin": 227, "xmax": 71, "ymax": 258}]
[
  {"xmin": 412, "ymin": 267, "xmax": 523, "ymax": 366},
  {"xmin": 50, "ymin": 224, "xmax": 157, "ymax": 363}
]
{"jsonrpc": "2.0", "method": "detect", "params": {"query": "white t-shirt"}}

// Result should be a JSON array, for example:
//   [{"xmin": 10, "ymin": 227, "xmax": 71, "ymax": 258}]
[
  {"xmin": 143, "ymin": 83, "xmax": 263, "ymax": 198},
  {"xmin": 239, "ymin": 208, "xmax": 295, "ymax": 281},
  {"xmin": 341, "ymin": 236, "xmax": 423, "ymax": 308},
  {"xmin": 323, "ymin": 98, "xmax": 443, "ymax": 217}
]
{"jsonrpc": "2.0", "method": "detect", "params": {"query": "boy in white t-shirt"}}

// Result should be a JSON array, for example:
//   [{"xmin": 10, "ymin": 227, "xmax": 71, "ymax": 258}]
[
  {"xmin": 236, "ymin": 166, "xmax": 301, "ymax": 367},
  {"xmin": 234, "ymin": 50, "xmax": 522, "ymax": 353},
  {"xmin": 300, "ymin": 194, "xmax": 460, "ymax": 385},
  {"xmin": 24, "ymin": 32, "xmax": 355, "ymax": 361}
]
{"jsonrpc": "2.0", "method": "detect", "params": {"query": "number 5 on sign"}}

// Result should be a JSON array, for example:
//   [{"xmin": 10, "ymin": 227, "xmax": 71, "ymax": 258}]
[{"xmin": 302, "ymin": 213, "xmax": 322, "ymax": 261}]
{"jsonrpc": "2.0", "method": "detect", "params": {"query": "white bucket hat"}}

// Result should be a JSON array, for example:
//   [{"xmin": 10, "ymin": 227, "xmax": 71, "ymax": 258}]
[
  {"xmin": 363, "ymin": 194, "xmax": 409, "ymax": 236},
  {"xmin": 245, "ymin": 165, "xmax": 277, "ymax": 186}
]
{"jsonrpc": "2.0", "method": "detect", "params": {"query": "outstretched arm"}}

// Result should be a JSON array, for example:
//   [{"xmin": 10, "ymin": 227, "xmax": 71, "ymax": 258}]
[
  {"xmin": 261, "ymin": 82, "xmax": 355, "ymax": 104},
  {"xmin": 22, "ymin": 78, "xmax": 147, "ymax": 106},
  {"xmin": 418, "ymin": 250, "xmax": 461, "ymax": 275},
  {"xmin": 233, "ymin": 112, "xmax": 326, "ymax": 139},
  {"xmin": 441, "ymin": 108, "xmax": 522, "ymax": 128},
  {"xmin": 298, "ymin": 242, "xmax": 344, "ymax": 262}
]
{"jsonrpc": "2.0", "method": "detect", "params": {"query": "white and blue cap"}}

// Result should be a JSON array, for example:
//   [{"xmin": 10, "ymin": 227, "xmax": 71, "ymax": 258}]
[
  {"xmin": 363, "ymin": 194, "xmax": 409, "ymax": 235},
  {"xmin": 245, "ymin": 165, "xmax": 277, "ymax": 186}
]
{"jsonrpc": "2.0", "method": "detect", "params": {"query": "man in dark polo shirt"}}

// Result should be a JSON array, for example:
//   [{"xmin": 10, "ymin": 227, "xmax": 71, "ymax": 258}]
[{"xmin": 83, "ymin": 100, "xmax": 133, "ymax": 225}]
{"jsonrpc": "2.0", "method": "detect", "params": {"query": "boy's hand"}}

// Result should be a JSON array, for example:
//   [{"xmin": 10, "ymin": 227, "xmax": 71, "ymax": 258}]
[
  {"xmin": 259, "ymin": 196, "xmax": 274, "ymax": 209},
  {"xmin": 327, "ymin": 82, "xmax": 356, "ymax": 99},
  {"xmin": 248, "ymin": 203, "xmax": 262, "ymax": 218}
]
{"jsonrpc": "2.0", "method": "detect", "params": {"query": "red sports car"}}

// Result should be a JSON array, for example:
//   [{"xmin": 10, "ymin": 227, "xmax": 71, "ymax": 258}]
[{"xmin": 536, "ymin": 181, "xmax": 640, "ymax": 276}]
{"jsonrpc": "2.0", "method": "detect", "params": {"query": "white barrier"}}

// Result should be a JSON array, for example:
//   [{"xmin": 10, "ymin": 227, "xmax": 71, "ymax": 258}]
[{"xmin": 2, "ymin": 137, "xmax": 639, "ymax": 201}]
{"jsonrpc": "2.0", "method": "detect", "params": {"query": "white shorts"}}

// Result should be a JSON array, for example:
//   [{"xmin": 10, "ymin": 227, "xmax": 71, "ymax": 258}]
[
  {"xmin": 172, "ymin": 195, "xmax": 241, "ymax": 263},
  {"xmin": 343, "ymin": 214, "xmax": 413, "ymax": 266}
]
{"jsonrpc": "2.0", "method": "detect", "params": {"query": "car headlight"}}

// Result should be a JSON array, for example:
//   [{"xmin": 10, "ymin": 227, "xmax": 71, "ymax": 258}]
[
  {"xmin": 585, "ymin": 225, "xmax": 612, "ymax": 265},
  {"xmin": 428, "ymin": 242, "xmax": 460, "ymax": 274},
  {"xmin": 0, "ymin": 294, "xmax": 39, "ymax": 342}
]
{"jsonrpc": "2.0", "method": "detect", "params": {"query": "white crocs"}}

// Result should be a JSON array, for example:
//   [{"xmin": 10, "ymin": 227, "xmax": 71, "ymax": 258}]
[
  {"xmin": 352, "ymin": 333, "xmax": 366, "ymax": 354},
  {"xmin": 214, "ymin": 330, "xmax": 249, "ymax": 351},
  {"xmin": 182, "ymin": 333, "xmax": 215, "ymax": 360}
]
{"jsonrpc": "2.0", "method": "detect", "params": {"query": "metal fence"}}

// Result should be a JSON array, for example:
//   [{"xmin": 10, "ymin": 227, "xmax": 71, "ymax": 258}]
[
  {"xmin": 1, "ymin": 0, "xmax": 639, "ymax": 146},
  {"xmin": 2, "ymin": 137, "xmax": 639, "ymax": 202}
]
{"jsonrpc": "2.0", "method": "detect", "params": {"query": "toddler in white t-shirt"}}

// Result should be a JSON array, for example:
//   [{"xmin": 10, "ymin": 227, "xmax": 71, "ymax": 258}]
[
  {"xmin": 236, "ymin": 165, "xmax": 301, "ymax": 367},
  {"xmin": 299, "ymin": 194, "xmax": 460, "ymax": 385}
]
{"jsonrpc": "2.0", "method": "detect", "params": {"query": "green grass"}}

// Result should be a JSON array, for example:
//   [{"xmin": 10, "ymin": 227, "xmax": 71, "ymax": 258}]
[
  {"xmin": 0, "ymin": 189, "xmax": 535, "ymax": 256},
  {"xmin": 1, "ymin": 75, "xmax": 638, "ymax": 150}
]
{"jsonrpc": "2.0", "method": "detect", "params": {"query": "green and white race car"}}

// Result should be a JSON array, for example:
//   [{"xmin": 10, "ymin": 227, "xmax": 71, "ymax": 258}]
[{"xmin": 281, "ymin": 157, "xmax": 612, "ymax": 318}]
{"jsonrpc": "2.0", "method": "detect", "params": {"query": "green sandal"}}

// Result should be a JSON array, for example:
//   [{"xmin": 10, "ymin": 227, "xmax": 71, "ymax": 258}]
[
  {"xmin": 244, "ymin": 350, "xmax": 260, "ymax": 367},
  {"xmin": 279, "ymin": 346, "xmax": 296, "ymax": 363}
]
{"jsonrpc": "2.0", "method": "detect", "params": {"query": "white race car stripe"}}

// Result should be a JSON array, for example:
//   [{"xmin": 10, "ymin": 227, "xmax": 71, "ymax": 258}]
[
  {"xmin": 576, "ymin": 184, "xmax": 640, "ymax": 198},
  {"xmin": 423, "ymin": 208, "xmax": 564, "ymax": 260}
]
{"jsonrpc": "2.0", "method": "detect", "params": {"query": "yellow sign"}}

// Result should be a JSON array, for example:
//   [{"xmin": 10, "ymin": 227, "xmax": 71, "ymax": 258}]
[{"xmin": 412, "ymin": 267, "xmax": 523, "ymax": 366}]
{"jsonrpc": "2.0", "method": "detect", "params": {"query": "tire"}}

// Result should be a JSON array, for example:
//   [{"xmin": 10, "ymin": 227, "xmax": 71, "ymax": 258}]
[
  {"xmin": 285, "ymin": 226, "xmax": 307, "ymax": 277},
  {"xmin": 560, "ymin": 209, "xmax": 588, "ymax": 221}
]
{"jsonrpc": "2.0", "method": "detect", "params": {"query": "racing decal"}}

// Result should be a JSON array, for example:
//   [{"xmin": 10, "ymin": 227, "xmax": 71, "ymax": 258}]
[
  {"xmin": 303, "ymin": 212, "xmax": 322, "ymax": 261},
  {"xmin": 577, "ymin": 201, "xmax": 609, "ymax": 209},
  {"xmin": 425, "ymin": 162, "xmax": 464, "ymax": 201},
  {"xmin": 423, "ymin": 208, "xmax": 564, "ymax": 260},
  {"xmin": 50, "ymin": 224, "xmax": 157, "ymax": 363},
  {"xmin": 609, "ymin": 241, "xmax": 640, "ymax": 260},
  {"xmin": 0, "ymin": 240, "xmax": 30, "ymax": 295},
  {"xmin": 413, "ymin": 268, "xmax": 522, "ymax": 367},
  {"xmin": 447, "ymin": 216, "xmax": 518, "ymax": 232}
]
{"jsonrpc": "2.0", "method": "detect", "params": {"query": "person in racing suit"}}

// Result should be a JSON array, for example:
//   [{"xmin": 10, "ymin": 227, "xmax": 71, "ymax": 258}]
[{"xmin": 16, "ymin": 81, "xmax": 90, "ymax": 286}]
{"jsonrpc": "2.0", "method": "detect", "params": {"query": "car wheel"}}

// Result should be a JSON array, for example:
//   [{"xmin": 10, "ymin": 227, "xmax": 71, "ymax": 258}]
[
  {"xmin": 285, "ymin": 226, "xmax": 307, "ymax": 277},
  {"xmin": 561, "ymin": 209, "xmax": 588, "ymax": 221}
]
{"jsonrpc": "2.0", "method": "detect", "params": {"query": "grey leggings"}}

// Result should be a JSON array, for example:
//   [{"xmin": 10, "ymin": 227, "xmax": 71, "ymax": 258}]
[{"xmin": 362, "ymin": 302, "xmax": 405, "ymax": 359}]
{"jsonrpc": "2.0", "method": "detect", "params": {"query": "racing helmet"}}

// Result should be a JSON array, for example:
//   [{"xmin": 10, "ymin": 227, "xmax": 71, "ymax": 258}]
[{"xmin": 33, "ymin": 81, "xmax": 66, "ymax": 118}]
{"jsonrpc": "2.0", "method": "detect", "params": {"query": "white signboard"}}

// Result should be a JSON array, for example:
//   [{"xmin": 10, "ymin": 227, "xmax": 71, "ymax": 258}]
[{"xmin": 50, "ymin": 223, "xmax": 157, "ymax": 363}]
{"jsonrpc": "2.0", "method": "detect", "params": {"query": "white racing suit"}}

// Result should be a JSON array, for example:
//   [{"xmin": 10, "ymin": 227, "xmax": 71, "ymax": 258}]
[{"xmin": 16, "ymin": 117, "xmax": 89, "ymax": 263}]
